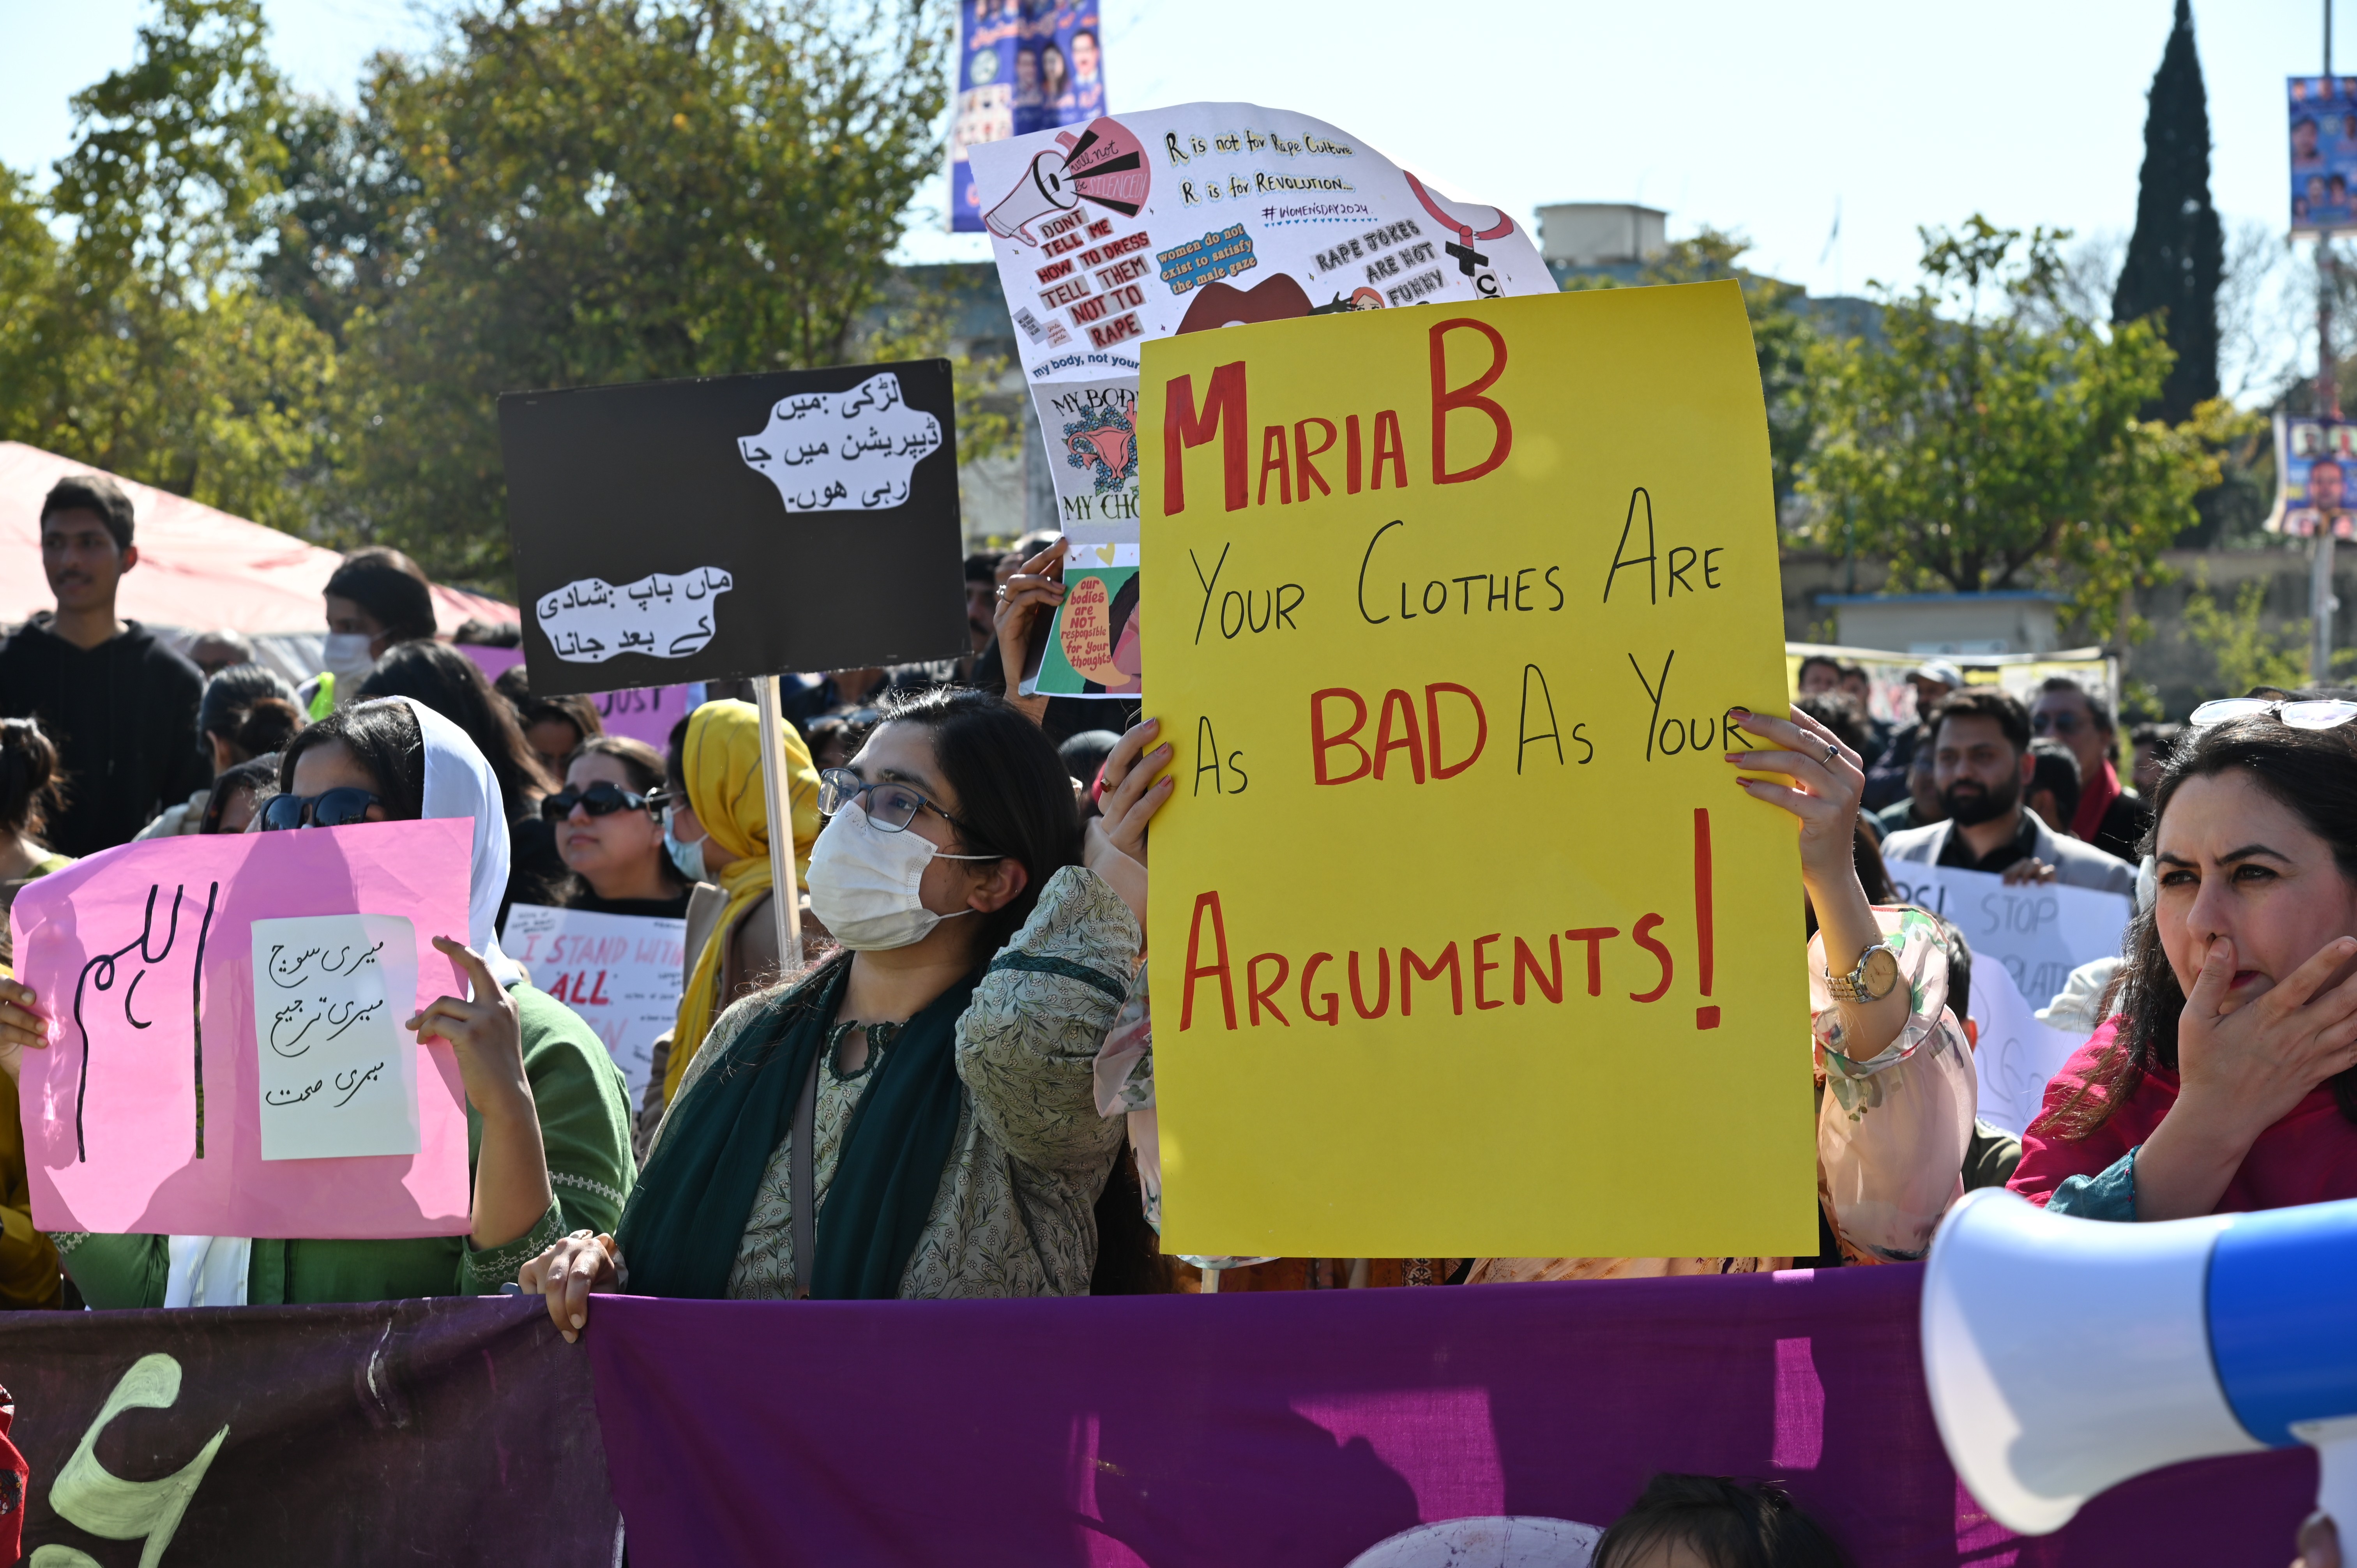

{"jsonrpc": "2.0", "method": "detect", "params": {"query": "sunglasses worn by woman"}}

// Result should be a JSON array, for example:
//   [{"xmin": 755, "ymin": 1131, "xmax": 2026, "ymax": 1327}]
[
  {"xmin": 540, "ymin": 781, "xmax": 657, "ymax": 821},
  {"xmin": 260, "ymin": 786, "xmax": 384, "ymax": 831}
]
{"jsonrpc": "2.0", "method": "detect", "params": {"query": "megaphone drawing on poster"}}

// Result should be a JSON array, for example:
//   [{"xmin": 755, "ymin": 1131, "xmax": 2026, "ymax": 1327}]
[
  {"xmin": 984, "ymin": 120, "xmax": 1148, "ymax": 245},
  {"xmin": 1924, "ymin": 1187, "xmax": 2357, "ymax": 1537}
]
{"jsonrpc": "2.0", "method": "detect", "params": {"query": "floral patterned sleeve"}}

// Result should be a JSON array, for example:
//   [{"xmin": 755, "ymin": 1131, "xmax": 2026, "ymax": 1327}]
[
  {"xmin": 958, "ymin": 866, "xmax": 1138, "ymax": 1178},
  {"xmin": 1812, "ymin": 906, "xmax": 1978, "ymax": 1263}
]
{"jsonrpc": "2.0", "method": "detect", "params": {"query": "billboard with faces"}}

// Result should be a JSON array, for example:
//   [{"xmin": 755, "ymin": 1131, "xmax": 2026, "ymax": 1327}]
[
  {"xmin": 951, "ymin": 0, "xmax": 1106, "ymax": 233},
  {"xmin": 2290, "ymin": 76, "xmax": 2357, "ymax": 231},
  {"xmin": 2269, "ymin": 414, "xmax": 2357, "ymax": 540}
]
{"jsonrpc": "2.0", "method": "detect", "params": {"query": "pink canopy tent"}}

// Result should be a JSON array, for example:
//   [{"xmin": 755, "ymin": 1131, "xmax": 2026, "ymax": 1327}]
[{"xmin": 0, "ymin": 442, "xmax": 517, "ymax": 633}]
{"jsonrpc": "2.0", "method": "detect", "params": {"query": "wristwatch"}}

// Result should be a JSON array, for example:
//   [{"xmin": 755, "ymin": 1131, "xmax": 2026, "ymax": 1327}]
[{"xmin": 1826, "ymin": 940, "xmax": 1901, "ymax": 1003}]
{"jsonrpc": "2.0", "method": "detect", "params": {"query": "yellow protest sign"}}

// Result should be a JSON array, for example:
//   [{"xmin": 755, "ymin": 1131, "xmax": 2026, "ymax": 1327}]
[{"xmin": 1140, "ymin": 281, "xmax": 1814, "ymax": 1260}]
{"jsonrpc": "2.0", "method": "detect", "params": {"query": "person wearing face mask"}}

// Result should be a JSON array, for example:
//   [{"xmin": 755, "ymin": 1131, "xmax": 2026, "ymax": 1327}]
[
  {"xmin": 298, "ymin": 547, "xmax": 440, "ymax": 719},
  {"xmin": 552, "ymin": 737, "xmax": 692, "ymax": 918},
  {"xmin": 654, "ymin": 701, "xmax": 822, "ymax": 1114},
  {"xmin": 520, "ymin": 686, "xmax": 1171, "ymax": 1323},
  {"xmin": 0, "ymin": 697, "xmax": 636, "ymax": 1307}
]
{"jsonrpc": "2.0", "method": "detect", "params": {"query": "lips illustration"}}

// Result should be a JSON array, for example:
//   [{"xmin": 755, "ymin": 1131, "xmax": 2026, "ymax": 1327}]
[{"xmin": 1175, "ymin": 273, "xmax": 1315, "ymax": 335}]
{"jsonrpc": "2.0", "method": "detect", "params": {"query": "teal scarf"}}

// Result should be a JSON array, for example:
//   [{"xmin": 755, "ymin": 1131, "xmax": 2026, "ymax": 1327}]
[{"xmin": 617, "ymin": 956, "xmax": 982, "ymax": 1300}]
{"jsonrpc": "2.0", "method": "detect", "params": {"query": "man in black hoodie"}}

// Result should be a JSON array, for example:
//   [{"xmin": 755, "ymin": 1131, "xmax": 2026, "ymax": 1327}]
[{"xmin": 0, "ymin": 476, "xmax": 207, "ymax": 856}]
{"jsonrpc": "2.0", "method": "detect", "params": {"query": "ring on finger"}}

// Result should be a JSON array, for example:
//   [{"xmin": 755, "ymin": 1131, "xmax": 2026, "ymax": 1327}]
[{"xmin": 1820, "ymin": 741, "xmax": 1839, "ymax": 765}]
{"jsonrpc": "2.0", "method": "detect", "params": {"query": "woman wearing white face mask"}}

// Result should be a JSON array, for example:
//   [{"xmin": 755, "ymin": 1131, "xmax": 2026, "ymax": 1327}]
[
  {"xmin": 522, "ymin": 686, "xmax": 1172, "ymax": 1327},
  {"xmin": 297, "ymin": 547, "xmax": 440, "ymax": 720}
]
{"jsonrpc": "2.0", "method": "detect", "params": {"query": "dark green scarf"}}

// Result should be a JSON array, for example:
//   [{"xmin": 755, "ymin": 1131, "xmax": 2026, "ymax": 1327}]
[{"xmin": 617, "ymin": 956, "xmax": 982, "ymax": 1300}]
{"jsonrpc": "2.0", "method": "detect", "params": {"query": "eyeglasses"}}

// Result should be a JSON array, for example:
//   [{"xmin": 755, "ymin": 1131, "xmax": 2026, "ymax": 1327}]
[
  {"xmin": 541, "ymin": 782, "xmax": 657, "ymax": 821},
  {"xmin": 2029, "ymin": 711, "xmax": 2087, "ymax": 736},
  {"xmin": 817, "ymin": 767, "xmax": 962, "ymax": 835},
  {"xmin": 260, "ymin": 788, "xmax": 383, "ymax": 831},
  {"xmin": 2188, "ymin": 697, "xmax": 2357, "ymax": 730}
]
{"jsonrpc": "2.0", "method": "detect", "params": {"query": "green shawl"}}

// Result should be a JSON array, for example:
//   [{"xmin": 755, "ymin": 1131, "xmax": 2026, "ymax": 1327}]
[{"xmin": 617, "ymin": 956, "xmax": 982, "ymax": 1300}]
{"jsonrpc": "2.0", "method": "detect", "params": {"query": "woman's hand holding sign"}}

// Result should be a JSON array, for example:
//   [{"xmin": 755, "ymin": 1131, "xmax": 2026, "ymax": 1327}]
[
  {"xmin": 409, "ymin": 936, "xmax": 551, "ymax": 1252},
  {"xmin": 995, "ymin": 540, "xmax": 1066, "ymax": 725},
  {"xmin": 1085, "ymin": 718, "xmax": 1174, "ymax": 931},
  {"xmin": 0, "ymin": 978, "xmax": 45, "ymax": 1086},
  {"xmin": 1727, "ymin": 705, "xmax": 1909, "ymax": 1061}
]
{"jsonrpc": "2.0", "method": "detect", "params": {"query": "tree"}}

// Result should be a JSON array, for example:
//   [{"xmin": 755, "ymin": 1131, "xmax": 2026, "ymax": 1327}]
[
  {"xmin": 1801, "ymin": 218, "xmax": 2221, "ymax": 642},
  {"xmin": 2113, "ymin": 0, "xmax": 2222, "ymax": 422},
  {"xmin": 0, "ymin": 0, "xmax": 337, "ymax": 534},
  {"xmin": 2182, "ymin": 568, "xmax": 2354, "ymax": 696},
  {"xmin": 289, "ymin": 0, "xmax": 952, "ymax": 582},
  {"xmin": 0, "ymin": 0, "xmax": 970, "ymax": 590}
]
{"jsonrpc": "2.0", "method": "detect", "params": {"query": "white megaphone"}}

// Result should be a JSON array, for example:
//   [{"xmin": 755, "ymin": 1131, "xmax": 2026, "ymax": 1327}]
[
  {"xmin": 1924, "ymin": 1186, "xmax": 2357, "ymax": 1534},
  {"xmin": 984, "ymin": 149, "xmax": 1076, "ymax": 245}
]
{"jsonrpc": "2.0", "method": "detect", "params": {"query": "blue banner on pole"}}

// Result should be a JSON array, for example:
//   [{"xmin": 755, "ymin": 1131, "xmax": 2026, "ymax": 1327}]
[
  {"xmin": 2270, "ymin": 415, "xmax": 2357, "ymax": 540},
  {"xmin": 2290, "ymin": 76, "xmax": 2357, "ymax": 232},
  {"xmin": 951, "ymin": 1, "xmax": 1104, "ymax": 232}
]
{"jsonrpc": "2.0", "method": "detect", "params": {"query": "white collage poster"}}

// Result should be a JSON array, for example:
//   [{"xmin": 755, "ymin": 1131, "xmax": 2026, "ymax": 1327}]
[{"xmin": 968, "ymin": 102, "xmax": 1555, "ymax": 694}]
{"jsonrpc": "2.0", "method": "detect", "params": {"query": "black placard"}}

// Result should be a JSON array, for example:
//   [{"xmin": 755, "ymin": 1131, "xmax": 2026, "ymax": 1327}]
[{"xmin": 498, "ymin": 361, "xmax": 965, "ymax": 697}]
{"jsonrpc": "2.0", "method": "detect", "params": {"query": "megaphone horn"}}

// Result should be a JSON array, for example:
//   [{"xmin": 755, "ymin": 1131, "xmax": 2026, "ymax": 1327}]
[
  {"xmin": 984, "ymin": 150, "xmax": 1076, "ymax": 245},
  {"xmin": 1924, "ymin": 1187, "xmax": 2357, "ymax": 1535}
]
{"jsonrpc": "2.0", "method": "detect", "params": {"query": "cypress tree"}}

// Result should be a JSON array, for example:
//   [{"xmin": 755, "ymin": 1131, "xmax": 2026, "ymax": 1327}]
[{"xmin": 2113, "ymin": 0, "xmax": 2223, "ymax": 422}]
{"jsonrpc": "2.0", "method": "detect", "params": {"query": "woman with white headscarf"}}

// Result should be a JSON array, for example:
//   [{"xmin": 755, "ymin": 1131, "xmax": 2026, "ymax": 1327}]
[{"xmin": 0, "ymin": 697, "xmax": 635, "ymax": 1307}]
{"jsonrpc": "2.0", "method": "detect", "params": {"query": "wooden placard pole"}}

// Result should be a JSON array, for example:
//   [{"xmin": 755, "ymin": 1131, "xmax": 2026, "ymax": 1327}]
[{"xmin": 754, "ymin": 675, "xmax": 805, "ymax": 976}]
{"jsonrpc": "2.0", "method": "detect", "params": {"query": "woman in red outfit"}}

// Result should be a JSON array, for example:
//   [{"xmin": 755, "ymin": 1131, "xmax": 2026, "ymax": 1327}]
[{"xmin": 2011, "ymin": 698, "xmax": 2357, "ymax": 1220}]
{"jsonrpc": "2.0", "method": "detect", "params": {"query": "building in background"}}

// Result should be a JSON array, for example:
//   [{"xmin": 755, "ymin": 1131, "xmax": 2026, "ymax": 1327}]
[
  {"xmin": 1537, "ymin": 202, "xmax": 1668, "ymax": 286},
  {"xmin": 1541, "ymin": 198, "xmax": 1883, "ymax": 345}
]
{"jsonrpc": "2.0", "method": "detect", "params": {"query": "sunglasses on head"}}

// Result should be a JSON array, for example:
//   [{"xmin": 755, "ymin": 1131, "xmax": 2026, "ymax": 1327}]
[
  {"xmin": 259, "ymin": 787, "xmax": 383, "ymax": 831},
  {"xmin": 2188, "ymin": 696, "xmax": 2357, "ymax": 730},
  {"xmin": 541, "ymin": 781, "xmax": 657, "ymax": 821}
]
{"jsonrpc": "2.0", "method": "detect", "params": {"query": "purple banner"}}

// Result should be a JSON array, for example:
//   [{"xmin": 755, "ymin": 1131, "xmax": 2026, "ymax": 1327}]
[
  {"xmin": 4, "ymin": 1297, "xmax": 617, "ymax": 1565},
  {"xmin": 952, "ymin": 0, "xmax": 1104, "ymax": 232},
  {"xmin": 454, "ymin": 641, "xmax": 704, "ymax": 751},
  {"xmin": 586, "ymin": 1265, "xmax": 2312, "ymax": 1566}
]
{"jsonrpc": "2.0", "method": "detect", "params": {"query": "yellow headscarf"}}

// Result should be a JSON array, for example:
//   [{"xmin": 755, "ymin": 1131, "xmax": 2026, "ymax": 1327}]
[{"xmin": 663, "ymin": 699, "xmax": 822, "ymax": 1106}]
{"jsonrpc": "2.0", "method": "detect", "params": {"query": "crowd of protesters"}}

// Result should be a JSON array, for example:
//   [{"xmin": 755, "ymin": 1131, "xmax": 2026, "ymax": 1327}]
[{"xmin": 2, "ymin": 474, "xmax": 2357, "ymax": 1561}]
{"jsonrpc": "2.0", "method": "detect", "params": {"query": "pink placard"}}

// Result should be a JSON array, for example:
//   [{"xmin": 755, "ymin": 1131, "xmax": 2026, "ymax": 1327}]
[
  {"xmin": 10, "ymin": 819, "xmax": 475, "ymax": 1238},
  {"xmin": 586, "ymin": 683, "xmax": 703, "ymax": 751},
  {"xmin": 454, "ymin": 644, "xmax": 525, "ymax": 682},
  {"xmin": 452, "ymin": 644, "xmax": 700, "ymax": 753}
]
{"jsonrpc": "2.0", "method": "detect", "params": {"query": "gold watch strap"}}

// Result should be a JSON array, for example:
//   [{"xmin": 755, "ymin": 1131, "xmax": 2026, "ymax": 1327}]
[{"xmin": 1825, "ymin": 940, "xmax": 1891, "ymax": 1002}]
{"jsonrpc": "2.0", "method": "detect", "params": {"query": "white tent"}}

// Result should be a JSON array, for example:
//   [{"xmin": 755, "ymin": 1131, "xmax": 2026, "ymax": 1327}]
[{"xmin": 0, "ymin": 442, "xmax": 519, "ymax": 685}]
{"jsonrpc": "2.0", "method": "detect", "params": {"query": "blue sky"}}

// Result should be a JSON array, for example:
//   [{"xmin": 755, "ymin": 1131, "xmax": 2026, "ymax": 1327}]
[{"xmin": 0, "ymin": 0, "xmax": 2336, "ymax": 305}]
